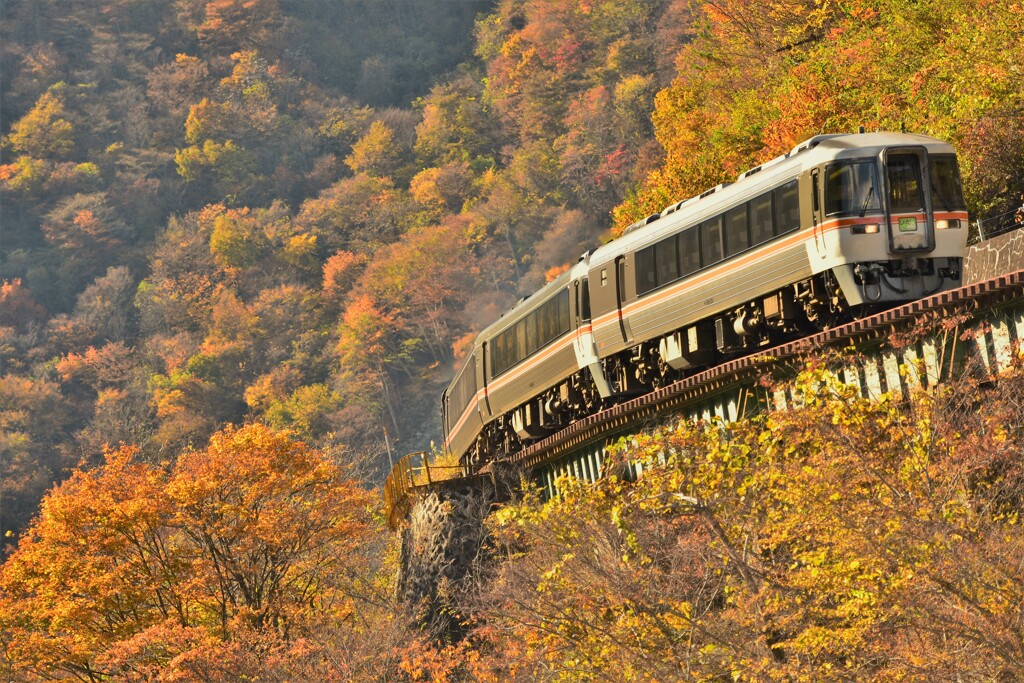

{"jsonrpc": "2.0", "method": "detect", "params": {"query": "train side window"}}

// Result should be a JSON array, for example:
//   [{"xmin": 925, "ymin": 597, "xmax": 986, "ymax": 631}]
[
  {"xmin": 502, "ymin": 328, "xmax": 515, "ymax": 374},
  {"xmin": 655, "ymin": 236, "xmax": 679, "ymax": 287},
  {"xmin": 826, "ymin": 162, "xmax": 880, "ymax": 217},
  {"xmin": 679, "ymin": 228, "xmax": 700, "ymax": 276},
  {"xmin": 452, "ymin": 355, "xmax": 477, "ymax": 413},
  {"xmin": 524, "ymin": 311, "xmax": 538, "ymax": 356},
  {"xmin": 495, "ymin": 331, "xmax": 507, "ymax": 374},
  {"xmin": 825, "ymin": 164, "xmax": 853, "ymax": 216},
  {"xmin": 540, "ymin": 297, "xmax": 556, "ymax": 344},
  {"xmin": 774, "ymin": 180, "xmax": 800, "ymax": 234},
  {"xmin": 635, "ymin": 245, "xmax": 657, "ymax": 295},
  {"xmin": 724, "ymin": 204, "xmax": 750, "ymax": 257},
  {"xmin": 515, "ymin": 319, "xmax": 527, "ymax": 363},
  {"xmin": 491, "ymin": 328, "xmax": 509, "ymax": 376},
  {"xmin": 546, "ymin": 292, "xmax": 563, "ymax": 342},
  {"xmin": 530, "ymin": 289, "xmax": 570, "ymax": 351},
  {"xmin": 490, "ymin": 334, "xmax": 500, "ymax": 376},
  {"xmin": 561, "ymin": 286, "xmax": 569, "ymax": 331},
  {"xmin": 750, "ymin": 192, "xmax": 774, "ymax": 245},
  {"xmin": 701, "ymin": 217, "xmax": 723, "ymax": 266}
]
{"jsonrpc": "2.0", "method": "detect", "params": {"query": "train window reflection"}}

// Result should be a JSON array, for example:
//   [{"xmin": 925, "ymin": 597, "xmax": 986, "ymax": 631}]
[
  {"xmin": 556, "ymin": 288, "xmax": 570, "ymax": 332},
  {"xmin": 679, "ymin": 229, "xmax": 700, "ymax": 276},
  {"xmin": 635, "ymin": 245, "xmax": 657, "ymax": 295},
  {"xmin": 701, "ymin": 218, "xmax": 723, "ymax": 266},
  {"xmin": 655, "ymin": 237, "xmax": 679, "ymax": 286},
  {"xmin": 774, "ymin": 180, "xmax": 800, "ymax": 234},
  {"xmin": 930, "ymin": 155, "xmax": 966, "ymax": 211},
  {"xmin": 515, "ymin": 319, "xmax": 528, "ymax": 359},
  {"xmin": 887, "ymin": 155, "xmax": 923, "ymax": 213},
  {"xmin": 724, "ymin": 205, "xmax": 750, "ymax": 257},
  {"xmin": 751, "ymin": 193, "xmax": 773, "ymax": 245},
  {"xmin": 450, "ymin": 355, "xmax": 477, "ymax": 414},
  {"xmin": 524, "ymin": 313, "xmax": 538, "ymax": 355},
  {"xmin": 825, "ymin": 162, "xmax": 880, "ymax": 217}
]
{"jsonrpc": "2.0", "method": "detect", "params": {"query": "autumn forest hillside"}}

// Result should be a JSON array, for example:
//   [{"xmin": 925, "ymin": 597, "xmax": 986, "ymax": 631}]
[{"xmin": 1, "ymin": 0, "xmax": 1023, "ymax": 679}]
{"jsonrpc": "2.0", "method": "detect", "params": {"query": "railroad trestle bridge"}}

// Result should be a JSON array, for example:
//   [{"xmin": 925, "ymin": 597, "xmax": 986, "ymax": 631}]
[{"xmin": 389, "ymin": 230, "xmax": 1024, "ymax": 636}]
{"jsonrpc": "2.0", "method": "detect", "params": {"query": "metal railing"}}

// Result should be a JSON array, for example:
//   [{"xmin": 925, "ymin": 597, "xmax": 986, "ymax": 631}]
[
  {"xmin": 383, "ymin": 451, "xmax": 464, "ymax": 529},
  {"xmin": 973, "ymin": 206, "xmax": 1024, "ymax": 243}
]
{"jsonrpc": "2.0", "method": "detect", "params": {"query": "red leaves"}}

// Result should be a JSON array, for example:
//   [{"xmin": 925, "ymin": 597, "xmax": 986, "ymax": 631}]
[{"xmin": 0, "ymin": 280, "xmax": 46, "ymax": 332}]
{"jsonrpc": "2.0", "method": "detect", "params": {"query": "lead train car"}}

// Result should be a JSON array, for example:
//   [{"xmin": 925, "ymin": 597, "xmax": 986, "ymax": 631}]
[{"xmin": 443, "ymin": 132, "xmax": 969, "ymax": 471}]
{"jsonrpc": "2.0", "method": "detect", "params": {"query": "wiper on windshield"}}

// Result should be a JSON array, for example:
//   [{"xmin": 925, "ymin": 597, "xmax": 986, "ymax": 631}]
[{"xmin": 859, "ymin": 185, "xmax": 874, "ymax": 217}]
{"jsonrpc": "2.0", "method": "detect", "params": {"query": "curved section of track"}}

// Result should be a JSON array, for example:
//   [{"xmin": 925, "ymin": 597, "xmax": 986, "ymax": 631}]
[{"xmin": 385, "ymin": 268, "xmax": 1024, "ymax": 528}]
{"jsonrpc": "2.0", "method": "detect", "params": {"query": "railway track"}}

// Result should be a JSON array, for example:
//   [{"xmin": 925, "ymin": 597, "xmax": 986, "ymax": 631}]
[
  {"xmin": 385, "ymin": 266, "xmax": 1024, "ymax": 529},
  {"xmin": 510, "ymin": 268, "xmax": 1024, "ymax": 472}
]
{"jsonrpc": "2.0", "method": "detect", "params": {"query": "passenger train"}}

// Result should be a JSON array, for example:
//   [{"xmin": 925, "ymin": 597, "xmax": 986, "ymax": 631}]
[{"xmin": 442, "ymin": 132, "xmax": 970, "ymax": 470}]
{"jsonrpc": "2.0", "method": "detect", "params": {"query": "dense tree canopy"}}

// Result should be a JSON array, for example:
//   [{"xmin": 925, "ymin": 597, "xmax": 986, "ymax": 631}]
[
  {"xmin": 0, "ymin": 0, "xmax": 706, "ymax": 546},
  {"xmin": 1, "ymin": 0, "xmax": 1024, "ymax": 678}
]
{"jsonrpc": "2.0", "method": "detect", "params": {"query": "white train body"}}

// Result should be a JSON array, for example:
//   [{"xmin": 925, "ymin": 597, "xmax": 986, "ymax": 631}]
[{"xmin": 443, "ymin": 132, "xmax": 969, "ymax": 469}]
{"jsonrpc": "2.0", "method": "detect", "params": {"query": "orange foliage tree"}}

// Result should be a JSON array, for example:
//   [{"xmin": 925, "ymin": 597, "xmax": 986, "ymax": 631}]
[
  {"xmin": 0, "ymin": 424, "xmax": 381, "ymax": 681},
  {"xmin": 618, "ymin": 0, "xmax": 1024, "ymax": 227},
  {"xmin": 0, "ymin": 280, "xmax": 46, "ymax": 332}
]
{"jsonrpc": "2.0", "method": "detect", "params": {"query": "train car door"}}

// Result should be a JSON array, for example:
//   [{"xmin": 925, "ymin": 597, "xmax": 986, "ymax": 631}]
[
  {"xmin": 881, "ymin": 146, "xmax": 934, "ymax": 253},
  {"xmin": 811, "ymin": 167, "xmax": 824, "ymax": 259},
  {"xmin": 480, "ymin": 341, "xmax": 494, "ymax": 417},
  {"xmin": 440, "ymin": 389, "xmax": 450, "ymax": 453},
  {"xmin": 572, "ymin": 276, "xmax": 612, "ymax": 398},
  {"xmin": 614, "ymin": 255, "xmax": 634, "ymax": 345}
]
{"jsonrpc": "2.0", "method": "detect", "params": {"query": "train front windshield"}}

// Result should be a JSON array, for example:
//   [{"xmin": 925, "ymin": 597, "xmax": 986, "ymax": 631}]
[
  {"xmin": 929, "ymin": 156, "xmax": 966, "ymax": 211},
  {"xmin": 885, "ymin": 153, "xmax": 967, "ymax": 214},
  {"xmin": 827, "ymin": 154, "xmax": 966, "ymax": 219},
  {"xmin": 886, "ymin": 154, "xmax": 924, "ymax": 213},
  {"xmin": 825, "ymin": 161, "xmax": 881, "ymax": 217}
]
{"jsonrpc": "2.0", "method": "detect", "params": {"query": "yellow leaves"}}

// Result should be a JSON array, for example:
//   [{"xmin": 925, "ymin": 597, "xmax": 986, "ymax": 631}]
[
  {"xmin": 4, "ymin": 89, "xmax": 75, "ymax": 159},
  {"xmin": 0, "ymin": 156, "xmax": 47, "ymax": 194},
  {"xmin": 539, "ymin": 553, "xmax": 575, "ymax": 590},
  {"xmin": 281, "ymin": 232, "xmax": 318, "ymax": 270},
  {"xmin": 176, "ymin": 138, "xmax": 256, "ymax": 191},
  {"xmin": 183, "ymin": 98, "xmax": 231, "ymax": 146},
  {"xmin": 208, "ymin": 210, "xmax": 267, "ymax": 269},
  {"xmin": 345, "ymin": 121, "xmax": 403, "ymax": 178},
  {"xmin": 479, "ymin": 353, "xmax": 1024, "ymax": 679}
]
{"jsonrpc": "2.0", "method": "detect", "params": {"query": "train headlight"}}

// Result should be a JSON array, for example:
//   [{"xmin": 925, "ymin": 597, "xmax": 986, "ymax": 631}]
[
  {"xmin": 850, "ymin": 223, "xmax": 880, "ymax": 235},
  {"xmin": 936, "ymin": 219, "xmax": 961, "ymax": 230}
]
